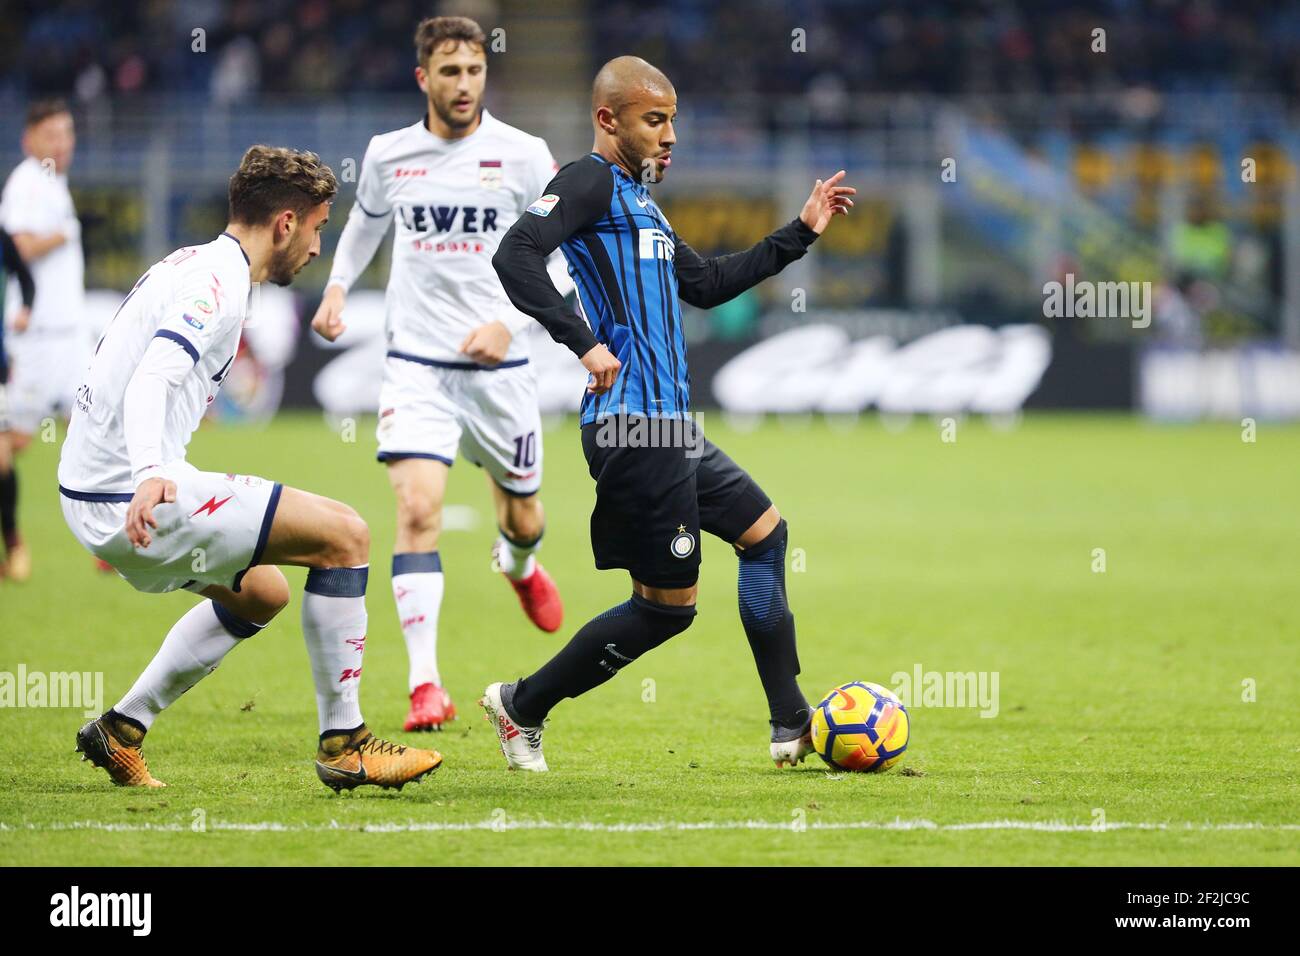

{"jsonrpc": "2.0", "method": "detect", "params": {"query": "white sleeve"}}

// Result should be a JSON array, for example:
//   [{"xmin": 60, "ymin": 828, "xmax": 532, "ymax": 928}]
[
  {"xmin": 527, "ymin": 139, "xmax": 560, "ymax": 202},
  {"xmin": 326, "ymin": 138, "xmax": 393, "ymax": 291},
  {"xmin": 500, "ymin": 307, "xmax": 533, "ymax": 337},
  {"xmin": 546, "ymin": 250, "xmax": 575, "ymax": 299},
  {"xmin": 0, "ymin": 165, "xmax": 44, "ymax": 234},
  {"xmin": 122, "ymin": 336, "xmax": 195, "ymax": 486},
  {"xmin": 326, "ymin": 201, "xmax": 391, "ymax": 292}
]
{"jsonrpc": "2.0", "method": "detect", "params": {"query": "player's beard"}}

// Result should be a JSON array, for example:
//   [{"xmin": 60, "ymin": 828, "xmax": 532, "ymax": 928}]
[
  {"xmin": 619, "ymin": 134, "xmax": 661, "ymax": 184},
  {"xmin": 431, "ymin": 92, "xmax": 482, "ymax": 132},
  {"xmin": 266, "ymin": 234, "xmax": 309, "ymax": 287}
]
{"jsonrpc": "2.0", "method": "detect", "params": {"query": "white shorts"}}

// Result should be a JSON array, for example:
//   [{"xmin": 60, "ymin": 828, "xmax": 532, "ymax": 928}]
[
  {"xmin": 0, "ymin": 382, "xmax": 9, "ymax": 433},
  {"xmin": 60, "ymin": 461, "xmax": 282, "ymax": 594},
  {"xmin": 6, "ymin": 327, "xmax": 91, "ymax": 434},
  {"xmin": 376, "ymin": 352, "xmax": 544, "ymax": 496}
]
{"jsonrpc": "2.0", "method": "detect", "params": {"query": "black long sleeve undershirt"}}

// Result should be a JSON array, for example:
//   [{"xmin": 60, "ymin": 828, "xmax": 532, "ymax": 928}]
[
  {"xmin": 674, "ymin": 218, "xmax": 819, "ymax": 309},
  {"xmin": 0, "ymin": 229, "xmax": 36, "ymax": 308},
  {"xmin": 492, "ymin": 157, "xmax": 610, "ymax": 360}
]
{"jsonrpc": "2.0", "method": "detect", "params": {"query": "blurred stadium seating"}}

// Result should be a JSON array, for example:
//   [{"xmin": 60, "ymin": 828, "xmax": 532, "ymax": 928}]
[{"xmin": 2, "ymin": 0, "xmax": 1299, "ymax": 418}]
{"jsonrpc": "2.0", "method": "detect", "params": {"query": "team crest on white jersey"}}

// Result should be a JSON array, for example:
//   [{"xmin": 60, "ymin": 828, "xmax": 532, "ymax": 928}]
[
  {"xmin": 639, "ymin": 228, "xmax": 674, "ymax": 261},
  {"xmin": 479, "ymin": 160, "xmax": 503, "ymax": 189}
]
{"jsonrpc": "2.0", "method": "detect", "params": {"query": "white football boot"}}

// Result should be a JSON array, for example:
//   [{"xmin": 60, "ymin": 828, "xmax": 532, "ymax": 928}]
[
  {"xmin": 770, "ymin": 712, "xmax": 814, "ymax": 768},
  {"xmin": 480, "ymin": 682, "xmax": 548, "ymax": 772}
]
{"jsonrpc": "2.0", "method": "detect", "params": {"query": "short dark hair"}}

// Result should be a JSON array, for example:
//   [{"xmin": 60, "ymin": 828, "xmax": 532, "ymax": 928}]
[
  {"xmin": 414, "ymin": 15, "xmax": 487, "ymax": 66},
  {"xmin": 228, "ymin": 145, "xmax": 338, "ymax": 227},
  {"xmin": 25, "ymin": 98, "xmax": 71, "ymax": 129}
]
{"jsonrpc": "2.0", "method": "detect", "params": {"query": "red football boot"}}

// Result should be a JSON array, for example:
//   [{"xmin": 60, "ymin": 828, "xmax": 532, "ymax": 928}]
[
  {"xmin": 506, "ymin": 564, "xmax": 563, "ymax": 633},
  {"xmin": 404, "ymin": 682, "xmax": 456, "ymax": 732}
]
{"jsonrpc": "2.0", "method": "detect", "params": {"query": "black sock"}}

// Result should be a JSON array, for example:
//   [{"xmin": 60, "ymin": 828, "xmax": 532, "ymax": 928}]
[
  {"xmin": 737, "ymin": 519, "xmax": 808, "ymax": 727},
  {"xmin": 0, "ymin": 466, "xmax": 16, "ymax": 551},
  {"xmin": 509, "ymin": 594, "xmax": 696, "ymax": 725}
]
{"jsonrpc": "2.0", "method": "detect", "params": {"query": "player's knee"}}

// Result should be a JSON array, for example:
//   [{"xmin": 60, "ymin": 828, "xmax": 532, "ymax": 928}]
[
  {"xmin": 633, "ymin": 593, "xmax": 697, "ymax": 639},
  {"xmin": 737, "ymin": 509, "xmax": 786, "ymax": 558},
  {"xmin": 395, "ymin": 488, "xmax": 442, "ymax": 539},
  {"xmin": 736, "ymin": 505, "xmax": 782, "ymax": 552},
  {"xmin": 260, "ymin": 574, "xmax": 292, "ymax": 620},
  {"xmin": 325, "ymin": 506, "xmax": 370, "ymax": 568},
  {"xmin": 244, "ymin": 574, "xmax": 290, "ymax": 625}
]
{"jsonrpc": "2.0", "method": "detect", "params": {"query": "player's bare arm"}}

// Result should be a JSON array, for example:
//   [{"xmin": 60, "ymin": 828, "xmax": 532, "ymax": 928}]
[
  {"xmin": 458, "ymin": 320, "xmax": 513, "ymax": 365},
  {"xmin": 580, "ymin": 343, "xmax": 621, "ymax": 394},
  {"xmin": 10, "ymin": 230, "xmax": 67, "ymax": 263},
  {"xmin": 310, "ymin": 282, "xmax": 348, "ymax": 341}
]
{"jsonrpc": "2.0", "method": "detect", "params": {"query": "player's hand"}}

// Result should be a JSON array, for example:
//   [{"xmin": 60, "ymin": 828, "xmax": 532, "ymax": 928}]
[
  {"xmin": 799, "ymin": 170, "xmax": 856, "ymax": 234},
  {"xmin": 11, "ymin": 306, "xmax": 30, "ymax": 334},
  {"xmin": 126, "ymin": 477, "xmax": 177, "ymax": 549},
  {"xmin": 459, "ymin": 321, "xmax": 513, "ymax": 366},
  {"xmin": 580, "ymin": 343, "xmax": 621, "ymax": 395},
  {"xmin": 311, "ymin": 285, "xmax": 347, "ymax": 342}
]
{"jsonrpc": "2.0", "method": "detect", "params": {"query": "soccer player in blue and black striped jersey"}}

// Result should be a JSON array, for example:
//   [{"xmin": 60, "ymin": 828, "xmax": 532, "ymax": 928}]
[{"xmin": 484, "ymin": 56, "xmax": 855, "ymax": 771}]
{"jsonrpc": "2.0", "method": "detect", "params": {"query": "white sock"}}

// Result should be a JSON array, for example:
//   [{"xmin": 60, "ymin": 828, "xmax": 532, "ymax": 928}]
[
  {"xmin": 114, "ymin": 601, "xmax": 261, "ymax": 730},
  {"xmin": 302, "ymin": 566, "xmax": 368, "ymax": 734},
  {"xmin": 392, "ymin": 552, "xmax": 444, "ymax": 691},
  {"xmin": 495, "ymin": 530, "xmax": 540, "ymax": 582}
]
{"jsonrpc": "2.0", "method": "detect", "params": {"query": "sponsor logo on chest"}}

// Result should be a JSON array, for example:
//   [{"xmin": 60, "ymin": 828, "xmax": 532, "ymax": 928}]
[
  {"xmin": 638, "ymin": 227, "xmax": 674, "ymax": 261},
  {"xmin": 397, "ymin": 204, "xmax": 500, "ymax": 235}
]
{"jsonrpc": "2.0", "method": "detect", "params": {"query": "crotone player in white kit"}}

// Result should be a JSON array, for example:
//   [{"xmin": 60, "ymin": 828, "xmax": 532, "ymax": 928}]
[
  {"xmin": 1, "ymin": 100, "xmax": 85, "ymax": 581},
  {"xmin": 312, "ymin": 16, "xmax": 569, "ymax": 732},
  {"xmin": 61, "ymin": 146, "xmax": 440, "ymax": 792}
]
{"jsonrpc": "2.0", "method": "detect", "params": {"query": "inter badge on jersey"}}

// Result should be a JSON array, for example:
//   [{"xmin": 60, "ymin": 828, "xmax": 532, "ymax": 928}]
[{"xmin": 527, "ymin": 193, "xmax": 560, "ymax": 217}]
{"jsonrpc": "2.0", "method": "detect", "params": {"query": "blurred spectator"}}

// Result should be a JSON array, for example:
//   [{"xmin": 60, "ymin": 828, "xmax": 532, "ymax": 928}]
[
  {"xmin": 1170, "ymin": 197, "xmax": 1232, "ymax": 283},
  {"xmin": 2, "ymin": 0, "xmax": 1298, "ymax": 104}
]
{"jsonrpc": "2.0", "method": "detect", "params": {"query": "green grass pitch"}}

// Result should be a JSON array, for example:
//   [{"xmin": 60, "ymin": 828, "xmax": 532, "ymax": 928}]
[{"xmin": 2, "ymin": 411, "xmax": 1298, "ymax": 866}]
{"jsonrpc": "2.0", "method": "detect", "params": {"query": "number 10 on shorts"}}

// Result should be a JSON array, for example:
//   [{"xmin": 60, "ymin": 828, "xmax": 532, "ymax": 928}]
[{"xmin": 512, "ymin": 432, "xmax": 537, "ymax": 468}]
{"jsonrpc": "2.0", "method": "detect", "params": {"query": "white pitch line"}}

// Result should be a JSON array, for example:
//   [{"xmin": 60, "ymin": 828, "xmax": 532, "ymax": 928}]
[{"xmin": 1, "ymin": 819, "xmax": 1298, "ymax": 834}]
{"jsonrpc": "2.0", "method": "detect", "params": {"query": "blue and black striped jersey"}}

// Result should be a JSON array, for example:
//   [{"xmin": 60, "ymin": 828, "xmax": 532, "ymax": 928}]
[{"xmin": 493, "ymin": 152, "xmax": 818, "ymax": 425}]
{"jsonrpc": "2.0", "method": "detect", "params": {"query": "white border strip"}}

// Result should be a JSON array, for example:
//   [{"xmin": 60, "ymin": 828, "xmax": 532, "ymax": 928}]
[{"xmin": 2, "ymin": 819, "xmax": 1297, "ymax": 834}]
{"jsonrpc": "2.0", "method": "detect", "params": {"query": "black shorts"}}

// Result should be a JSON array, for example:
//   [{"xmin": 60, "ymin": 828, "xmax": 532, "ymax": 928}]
[{"xmin": 580, "ymin": 416, "xmax": 772, "ymax": 588}]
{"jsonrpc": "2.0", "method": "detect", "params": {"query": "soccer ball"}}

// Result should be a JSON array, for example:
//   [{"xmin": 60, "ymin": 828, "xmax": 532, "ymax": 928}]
[{"xmin": 810, "ymin": 681, "xmax": 909, "ymax": 772}]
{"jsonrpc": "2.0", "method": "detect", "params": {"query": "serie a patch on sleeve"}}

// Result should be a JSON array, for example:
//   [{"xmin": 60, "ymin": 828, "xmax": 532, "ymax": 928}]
[{"xmin": 527, "ymin": 194, "xmax": 560, "ymax": 217}]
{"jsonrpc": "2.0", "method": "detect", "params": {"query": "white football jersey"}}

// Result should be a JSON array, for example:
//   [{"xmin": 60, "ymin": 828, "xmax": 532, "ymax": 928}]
[
  {"xmin": 334, "ymin": 110, "xmax": 559, "ymax": 363},
  {"xmin": 0, "ymin": 155, "xmax": 85, "ymax": 331},
  {"xmin": 58, "ymin": 233, "xmax": 251, "ymax": 493}
]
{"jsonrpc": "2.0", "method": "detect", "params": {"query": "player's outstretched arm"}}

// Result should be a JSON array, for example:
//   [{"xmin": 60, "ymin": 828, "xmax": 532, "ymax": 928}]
[{"xmin": 675, "ymin": 170, "xmax": 855, "ymax": 310}]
